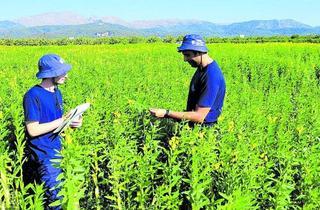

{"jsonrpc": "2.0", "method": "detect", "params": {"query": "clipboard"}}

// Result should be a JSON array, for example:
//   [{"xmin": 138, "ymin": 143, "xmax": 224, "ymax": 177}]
[{"xmin": 53, "ymin": 103, "xmax": 90, "ymax": 134}]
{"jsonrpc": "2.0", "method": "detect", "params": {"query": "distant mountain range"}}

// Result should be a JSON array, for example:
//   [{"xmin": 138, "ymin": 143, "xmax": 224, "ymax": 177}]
[{"xmin": 0, "ymin": 12, "xmax": 319, "ymax": 38}]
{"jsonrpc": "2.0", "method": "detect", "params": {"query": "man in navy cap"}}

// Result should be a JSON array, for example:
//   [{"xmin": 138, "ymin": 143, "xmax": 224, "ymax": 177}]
[
  {"xmin": 150, "ymin": 34, "xmax": 226, "ymax": 127},
  {"xmin": 23, "ymin": 54, "xmax": 82, "ymax": 209}
]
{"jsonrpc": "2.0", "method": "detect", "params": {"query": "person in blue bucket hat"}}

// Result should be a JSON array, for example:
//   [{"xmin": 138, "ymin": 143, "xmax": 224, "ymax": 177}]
[
  {"xmin": 23, "ymin": 54, "xmax": 82, "ymax": 209},
  {"xmin": 150, "ymin": 34, "xmax": 226, "ymax": 127}
]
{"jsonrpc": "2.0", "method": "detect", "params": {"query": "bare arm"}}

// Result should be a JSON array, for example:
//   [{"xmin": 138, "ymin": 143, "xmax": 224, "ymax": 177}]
[
  {"xmin": 25, "ymin": 118, "xmax": 63, "ymax": 137},
  {"xmin": 149, "ymin": 105, "xmax": 210, "ymax": 123}
]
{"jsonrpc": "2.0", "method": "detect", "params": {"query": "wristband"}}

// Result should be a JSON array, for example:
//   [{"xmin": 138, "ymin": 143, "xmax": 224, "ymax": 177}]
[{"xmin": 164, "ymin": 109, "xmax": 170, "ymax": 118}]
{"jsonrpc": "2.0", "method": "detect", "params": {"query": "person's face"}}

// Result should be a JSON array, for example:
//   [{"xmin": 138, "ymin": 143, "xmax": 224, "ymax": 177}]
[
  {"xmin": 182, "ymin": 50, "xmax": 201, "ymax": 68},
  {"xmin": 54, "ymin": 73, "xmax": 68, "ymax": 84}
]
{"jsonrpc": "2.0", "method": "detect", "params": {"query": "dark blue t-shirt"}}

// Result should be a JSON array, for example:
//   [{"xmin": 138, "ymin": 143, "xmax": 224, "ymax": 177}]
[
  {"xmin": 187, "ymin": 61, "xmax": 226, "ymax": 125},
  {"xmin": 23, "ymin": 85, "xmax": 63, "ymax": 159}
]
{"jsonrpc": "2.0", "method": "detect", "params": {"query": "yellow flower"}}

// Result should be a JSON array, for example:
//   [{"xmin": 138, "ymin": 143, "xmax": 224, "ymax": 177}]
[
  {"xmin": 228, "ymin": 121, "xmax": 235, "ymax": 132},
  {"xmin": 296, "ymin": 125, "xmax": 304, "ymax": 135},
  {"xmin": 198, "ymin": 131, "xmax": 205, "ymax": 139},
  {"xmin": 65, "ymin": 133, "xmax": 72, "ymax": 145},
  {"xmin": 213, "ymin": 162, "xmax": 222, "ymax": 170},
  {"xmin": 169, "ymin": 136, "xmax": 179, "ymax": 150},
  {"xmin": 113, "ymin": 111, "xmax": 121, "ymax": 118},
  {"xmin": 267, "ymin": 115, "xmax": 278, "ymax": 124},
  {"xmin": 128, "ymin": 99, "xmax": 135, "ymax": 105},
  {"xmin": 231, "ymin": 151, "xmax": 238, "ymax": 163},
  {"xmin": 260, "ymin": 152, "xmax": 268, "ymax": 162}
]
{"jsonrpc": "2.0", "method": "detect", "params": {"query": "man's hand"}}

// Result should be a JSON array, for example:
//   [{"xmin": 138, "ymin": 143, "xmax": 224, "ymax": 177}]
[
  {"xmin": 149, "ymin": 108, "xmax": 167, "ymax": 118},
  {"xmin": 150, "ymin": 106, "xmax": 210, "ymax": 123},
  {"xmin": 70, "ymin": 115, "xmax": 83, "ymax": 128},
  {"xmin": 62, "ymin": 111, "xmax": 73, "ymax": 121}
]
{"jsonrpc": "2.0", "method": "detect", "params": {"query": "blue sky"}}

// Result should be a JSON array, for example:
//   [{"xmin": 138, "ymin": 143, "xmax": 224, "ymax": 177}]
[{"xmin": 1, "ymin": 0, "xmax": 319, "ymax": 26}]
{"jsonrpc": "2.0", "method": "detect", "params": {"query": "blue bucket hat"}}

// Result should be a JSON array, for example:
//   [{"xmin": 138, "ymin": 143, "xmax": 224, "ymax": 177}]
[
  {"xmin": 36, "ymin": 54, "xmax": 72, "ymax": 79},
  {"xmin": 177, "ymin": 34, "xmax": 208, "ymax": 53}
]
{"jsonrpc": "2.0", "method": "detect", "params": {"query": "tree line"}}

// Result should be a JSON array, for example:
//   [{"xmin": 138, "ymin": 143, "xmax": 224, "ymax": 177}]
[{"xmin": 0, "ymin": 34, "xmax": 319, "ymax": 46}]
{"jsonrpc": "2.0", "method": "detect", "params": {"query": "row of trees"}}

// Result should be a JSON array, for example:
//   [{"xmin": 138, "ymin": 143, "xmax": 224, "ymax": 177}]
[{"xmin": 0, "ymin": 35, "xmax": 319, "ymax": 46}]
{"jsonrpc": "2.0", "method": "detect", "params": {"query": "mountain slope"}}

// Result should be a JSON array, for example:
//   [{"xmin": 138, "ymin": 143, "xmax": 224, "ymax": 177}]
[{"xmin": 0, "ymin": 12, "xmax": 319, "ymax": 38}]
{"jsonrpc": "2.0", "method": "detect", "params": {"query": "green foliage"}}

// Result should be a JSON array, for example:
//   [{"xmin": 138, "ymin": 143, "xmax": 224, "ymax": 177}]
[
  {"xmin": 0, "ymin": 43, "xmax": 319, "ymax": 209},
  {"xmin": 162, "ymin": 35, "xmax": 176, "ymax": 43},
  {"xmin": 146, "ymin": 36, "xmax": 162, "ymax": 43},
  {"xmin": 1, "ymin": 35, "xmax": 320, "ymax": 46}
]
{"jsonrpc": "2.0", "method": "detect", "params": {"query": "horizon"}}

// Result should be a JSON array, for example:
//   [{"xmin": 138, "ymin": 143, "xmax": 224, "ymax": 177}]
[
  {"xmin": 0, "ymin": 0, "xmax": 319, "ymax": 27},
  {"xmin": 1, "ymin": 11, "xmax": 316, "ymax": 26}
]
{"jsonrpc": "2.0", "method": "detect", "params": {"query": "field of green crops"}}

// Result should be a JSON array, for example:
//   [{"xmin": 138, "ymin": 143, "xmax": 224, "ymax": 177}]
[{"xmin": 1, "ymin": 43, "xmax": 320, "ymax": 209}]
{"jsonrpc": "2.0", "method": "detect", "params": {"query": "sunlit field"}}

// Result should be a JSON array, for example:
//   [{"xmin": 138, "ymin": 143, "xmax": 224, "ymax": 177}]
[{"xmin": 0, "ymin": 43, "xmax": 319, "ymax": 209}]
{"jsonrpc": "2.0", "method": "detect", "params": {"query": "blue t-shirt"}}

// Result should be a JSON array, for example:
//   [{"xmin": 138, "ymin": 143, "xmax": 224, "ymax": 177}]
[
  {"xmin": 23, "ymin": 85, "xmax": 63, "ymax": 159},
  {"xmin": 187, "ymin": 61, "xmax": 226, "ymax": 125}
]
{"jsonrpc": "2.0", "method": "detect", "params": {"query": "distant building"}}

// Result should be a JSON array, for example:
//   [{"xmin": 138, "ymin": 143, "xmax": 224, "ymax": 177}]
[
  {"xmin": 239, "ymin": 34, "xmax": 245, "ymax": 38},
  {"xmin": 68, "ymin": 36, "xmax": 75, "ymax": 40},
  {"xmin": 95, "ymin": 32, "xmax": 110, "ymax": 37}
]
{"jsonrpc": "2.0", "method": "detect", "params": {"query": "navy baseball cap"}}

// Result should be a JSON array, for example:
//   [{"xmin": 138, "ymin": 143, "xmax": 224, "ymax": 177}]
[
  {"xmin": 36, "ymin": 54, "xmax": 72, "ymax": 79},
  {"xmin": 177, "ymin": 34, "xmax": 208, "ymax": 53}
]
